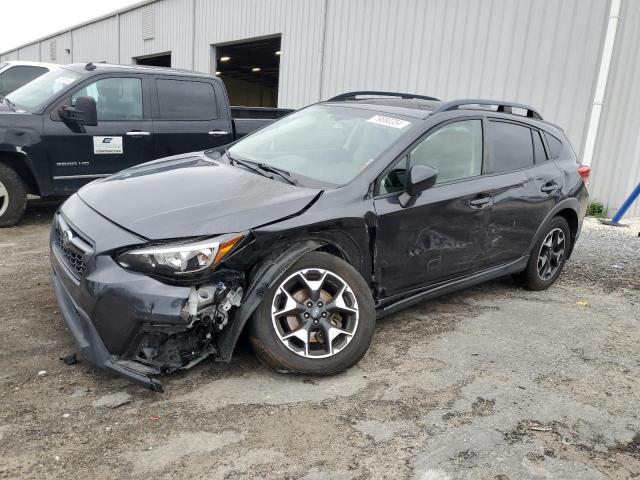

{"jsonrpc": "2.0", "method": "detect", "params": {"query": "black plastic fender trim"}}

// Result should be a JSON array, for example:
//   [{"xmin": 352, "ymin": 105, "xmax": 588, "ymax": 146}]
[{"xmin": 216, "ymin": 240, "xmax": 324, "ymax": 361}]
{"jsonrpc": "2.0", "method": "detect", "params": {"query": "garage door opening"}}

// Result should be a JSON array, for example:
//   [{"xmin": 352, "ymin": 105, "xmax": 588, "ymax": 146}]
[
  {"xmin": 135, "ymin": 52, "xmax": 171, "ymax": 68},
  {"xmin": 215, "ymin": 36, "xmax": 281, "ymax": 107}
]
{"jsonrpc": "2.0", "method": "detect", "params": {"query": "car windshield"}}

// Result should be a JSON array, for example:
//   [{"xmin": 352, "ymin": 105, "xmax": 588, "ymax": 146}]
[
  {"xmin": 226, "ymin": 104, "xmax": 415, "ymax": 186},
  {"xmin": 6, "ymin": 68, "xmax": 83, "ymax": 112}
]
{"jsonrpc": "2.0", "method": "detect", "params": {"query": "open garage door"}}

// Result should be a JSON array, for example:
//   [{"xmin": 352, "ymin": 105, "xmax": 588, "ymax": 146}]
[
  {"xmin": 215, "ymin": 36, "xmax": 281, "ymax": 107},
  {"xmin": 135, "ymin": 53, "xmax": 171, "ymax": 68}
]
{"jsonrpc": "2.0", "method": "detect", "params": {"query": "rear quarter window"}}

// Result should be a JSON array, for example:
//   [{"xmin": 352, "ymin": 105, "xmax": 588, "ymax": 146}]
[
  {"xmin": 489, "ymin": 121, "xmax": 534, "ymax": 173},
  {"xmin": 156, "ymin": 78, "xmax": 218, "ymax": 120},
  {"xmin": 544, "ymin": 132, "xmax": 563, "ymax": 158}
]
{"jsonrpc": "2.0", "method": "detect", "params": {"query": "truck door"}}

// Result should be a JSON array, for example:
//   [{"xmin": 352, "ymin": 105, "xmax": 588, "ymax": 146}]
[
  {"xmin": 43, "ymin": 74, "xmax": 154, "ymax": 193},
  {"xmin": 151, "ymin": 77, "xmax": 233, "ymax": 157}
]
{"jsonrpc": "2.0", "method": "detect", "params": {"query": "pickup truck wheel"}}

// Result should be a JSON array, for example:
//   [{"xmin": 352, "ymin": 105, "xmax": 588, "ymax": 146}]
[
  {"xmin": 249, "ymin": 252, "xmax": 375, "ymax": 374},
  {"xmin": 0, "ymin": 163, "xmax": 27, "ymax": 228}
]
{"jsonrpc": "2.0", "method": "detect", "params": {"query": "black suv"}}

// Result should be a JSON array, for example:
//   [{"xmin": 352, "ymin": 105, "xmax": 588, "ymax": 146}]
[{"xmin": 50, "ymin": 92, "xmax": 589, "ymax": 391}]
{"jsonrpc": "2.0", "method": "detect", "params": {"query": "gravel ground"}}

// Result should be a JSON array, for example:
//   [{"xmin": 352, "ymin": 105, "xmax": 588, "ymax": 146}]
[{"xmin": 0, "ymin": 200, "xmax": 639, "ymax": 480}]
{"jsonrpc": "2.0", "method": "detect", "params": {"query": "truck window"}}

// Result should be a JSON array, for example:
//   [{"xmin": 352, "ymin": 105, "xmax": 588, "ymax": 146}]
[
  {"xmin": 72, "ymin": 77, "xmax": 143, "ymax": 121},
  {"xmin": 156, "ymin": 79, "xmax": 218, "ymax": 120},
  {"xmin": 489, "ymin": 121, "xmax": 534, "ymax": 172},
  {"xmin": 0, "ymin": 66, "xmax": 48, "ymax": 95}
]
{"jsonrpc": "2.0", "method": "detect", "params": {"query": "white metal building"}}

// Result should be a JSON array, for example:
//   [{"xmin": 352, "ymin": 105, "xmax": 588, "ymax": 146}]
[{"xmin": 1, "ymin": 0, "xmax": 638, "ymax": 217}]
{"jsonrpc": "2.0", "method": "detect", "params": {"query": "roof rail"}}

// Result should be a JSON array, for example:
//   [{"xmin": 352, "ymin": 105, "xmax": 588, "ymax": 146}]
[
  {"xmin": 328, "ymin": 91, "xmax": 440, "ymax": 102},
  {"xmin": 432, "ymin": 99, "xmax": 543, "ymax": 120}
]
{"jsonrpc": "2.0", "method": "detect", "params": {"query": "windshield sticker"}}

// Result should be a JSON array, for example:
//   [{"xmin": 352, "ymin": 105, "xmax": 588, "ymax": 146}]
[
  {"xmin": 55, "ymin": 77, "xmax": 77, "ymax": 85},
  {"xmin": 93, "ymin": 136, "xmax": 123, "ymax": 155},
  {"xmin": 367, "ymin": 115, "xmax": 411, "ymax": 129}
]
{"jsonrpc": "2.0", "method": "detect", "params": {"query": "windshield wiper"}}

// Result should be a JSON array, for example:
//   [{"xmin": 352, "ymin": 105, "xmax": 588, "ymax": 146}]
[
  {"xmin": 225, "ymin": 148, "xmax": 273, "ymax": 179},
  {"xmin": 0, "ymin": 96, "xmax": 15, "ymax": 111},
  {"xmin": 253, "ymin": 164, "xmax": 297, "ymax": 185}
]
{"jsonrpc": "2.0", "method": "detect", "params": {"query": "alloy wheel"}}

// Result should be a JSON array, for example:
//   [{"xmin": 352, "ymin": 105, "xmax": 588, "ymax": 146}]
[
  {"xmin": 537, "ymin": 227, "xmax": 565, "ymax": 281},
  {"xmin": 271, "ymin": 268, "xmax": 359, "ymax": 358},
  {"xmin": 0, "ymin": 180, "xmax": 9, "ymax": 217}
]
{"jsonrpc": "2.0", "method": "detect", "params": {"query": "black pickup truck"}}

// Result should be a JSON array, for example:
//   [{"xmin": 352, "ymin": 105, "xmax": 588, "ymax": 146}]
[{"xmin": 0, "ymin": 63, "xmax": 292, "ymax": 226}]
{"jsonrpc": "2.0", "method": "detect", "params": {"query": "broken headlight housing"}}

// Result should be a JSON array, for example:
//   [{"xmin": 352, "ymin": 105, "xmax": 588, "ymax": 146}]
[{"xmin": 116, "ymin": 233, "xmax": 245, "ymax": 276}]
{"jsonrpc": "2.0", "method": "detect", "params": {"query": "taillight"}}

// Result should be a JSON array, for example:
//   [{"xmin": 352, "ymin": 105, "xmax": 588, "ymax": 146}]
[{"xmin": 578, "ymin": 165, "xmax": 591, "ymax": 185}]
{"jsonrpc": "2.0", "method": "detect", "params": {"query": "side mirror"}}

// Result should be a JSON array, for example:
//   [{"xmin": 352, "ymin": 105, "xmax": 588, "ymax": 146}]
[
  {"xmin": 59, "ymin": 96, "xmax": 98, "ymax": 130},
  {"xmin": 399, "ymin": 164, "xmax": 438, "ymax": 207}
]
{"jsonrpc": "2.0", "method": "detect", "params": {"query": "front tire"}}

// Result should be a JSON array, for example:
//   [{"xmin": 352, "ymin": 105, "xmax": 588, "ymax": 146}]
[
  {"xmin": 514, "ymin": 216, "xmax": 571, "ymax": 291},
  {"xmin": 0, "ymin": 163, "xmax": 27, "ymax": 228},
  {"xmin": 249, "ymin": 252, "xmax": 375, "ymax": 374}
]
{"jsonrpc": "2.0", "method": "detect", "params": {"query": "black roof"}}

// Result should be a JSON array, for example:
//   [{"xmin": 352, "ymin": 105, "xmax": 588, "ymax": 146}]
[
  {"xmin": 323, "ymin": 98, "xmax": 443, "ymax": 119},
  {"xmin": 323, "ymin": 92, "xmax": 556, "ymax": 127},
  {"xmin": 63, "ymin": 63, "xmax": 214, "ymax": 79}
]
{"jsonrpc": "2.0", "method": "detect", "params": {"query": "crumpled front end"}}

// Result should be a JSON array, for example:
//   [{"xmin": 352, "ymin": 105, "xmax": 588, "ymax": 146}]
[{"xmin": 49, "ymin": 194, "xmax": 246, "ymax": 391}]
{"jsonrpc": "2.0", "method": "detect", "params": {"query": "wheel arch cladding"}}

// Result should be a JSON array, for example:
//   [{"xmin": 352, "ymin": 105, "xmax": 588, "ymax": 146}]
[
  {"xmin": 0, "ymin": 151, "xmax": 40, "ymax": 195},
  {"xmin": 527, "ymin": 199, "xmax": 580, "ymax": 259},
  {"xmin": 555, "ymin": 208, "xmax": 578, "ymax": 254},
  {"xmin": 217, "ymin": 239, "xmax": 342, "ymax": 361}
]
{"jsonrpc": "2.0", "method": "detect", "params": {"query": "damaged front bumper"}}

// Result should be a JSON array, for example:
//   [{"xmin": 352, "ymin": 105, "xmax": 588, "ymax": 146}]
[{"xmin": 50, "ymin": 195, "xmax": 245, "ymax": 391}]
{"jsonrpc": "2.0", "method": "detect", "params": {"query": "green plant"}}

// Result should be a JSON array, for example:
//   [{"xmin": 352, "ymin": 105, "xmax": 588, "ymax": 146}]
[{"xmin": 586, "ymin": 201, "xmax": 606, "ymax": 218}]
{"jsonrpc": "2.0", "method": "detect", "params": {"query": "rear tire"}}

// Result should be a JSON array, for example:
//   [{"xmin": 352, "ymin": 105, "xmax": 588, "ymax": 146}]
[
  {"xmin": 0, "ymin": 163, "xmax": 27, "ymax": 228},
  {"xmin": 249, "ymin": 252, "xmax": 375, "ymax": 375},
  {"xmin": 514, "ymin": 216, "xmax": 571, "ymax": 291}
]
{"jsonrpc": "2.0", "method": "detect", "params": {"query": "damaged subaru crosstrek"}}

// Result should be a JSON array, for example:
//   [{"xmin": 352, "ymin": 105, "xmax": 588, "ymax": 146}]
[{"xmin": 50, "ymin": 93, "xmax": 589, "ymax": 391}]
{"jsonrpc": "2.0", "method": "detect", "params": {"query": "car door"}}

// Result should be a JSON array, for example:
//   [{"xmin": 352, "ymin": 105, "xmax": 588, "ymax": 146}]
[
  {"xmin": 152, "ymin": 77, "xmax": 233, "ymax": 158},
  {"xmin": 373, "ymin": 118, "xmax": 493, "ymax": 298},
  {"xmin": 482, "ymin": 119, "xmax": 562, "ymax": 267},
  {"xmin": 43, "ymin": 74, "xmax": 154, "ymax": 193}
]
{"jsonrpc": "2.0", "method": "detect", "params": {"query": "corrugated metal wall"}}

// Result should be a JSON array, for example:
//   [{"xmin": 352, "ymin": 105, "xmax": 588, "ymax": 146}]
[
  {"xmin": 120, "ymin": 0, "xmax": 195, "ymax": 69},
  {"xmin": 193, "ymin": 0, "xmax": 326, "ymax": 108},
  {"xmin": 2, "ymin": 0, "xmax": 639, "ymax": 217},
  {"xmin": 39, "ymin": 32, "xmax": 73, "ymax": 64},
  {"xmin": 71, "ymin": 16, "xmax": 120, "ymax": 63},
  {"xmin": 321, "ymin": 0, "xmax": 609, "ymax": 160},
  {"xmin": 17, "ymin": 43, "xmax": 40, "ymax": 61},
  {"xmin": 589, "ymin": 0, "xmax": 640, "ymax": 218}
]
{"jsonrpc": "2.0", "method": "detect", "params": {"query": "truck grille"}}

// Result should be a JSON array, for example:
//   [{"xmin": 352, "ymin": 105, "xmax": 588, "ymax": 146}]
[{"xmin": 54, "ymin": 214, "xmax": 94, "ymax": 279}]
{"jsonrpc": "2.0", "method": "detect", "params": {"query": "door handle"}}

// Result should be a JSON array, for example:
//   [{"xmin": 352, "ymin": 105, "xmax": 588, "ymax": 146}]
[
  {"xmin": 541, "ymin": 182, "xmax": 558, "ymax": 193},
  {"xmin": 208, "ymin": 130, "xmax": 229, "ymax": 136},
  {"xmin": 125, "ymin": 131, "xmax": 150, "ymax": 136},
  {"xmin": 469, "ymin": 196, "xmax": 492, "ymax": 208}
]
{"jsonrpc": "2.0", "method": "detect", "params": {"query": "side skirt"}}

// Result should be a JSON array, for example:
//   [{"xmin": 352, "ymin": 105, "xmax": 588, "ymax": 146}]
[{"xmin": 375, "ymin": 256, "xmax": 529, "ymax": 319}]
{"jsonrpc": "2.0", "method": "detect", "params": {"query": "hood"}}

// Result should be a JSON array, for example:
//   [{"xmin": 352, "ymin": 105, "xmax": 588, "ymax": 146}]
[{"xmin": 77, "ymin": 152, "xmax": 322, "ymax": 239}]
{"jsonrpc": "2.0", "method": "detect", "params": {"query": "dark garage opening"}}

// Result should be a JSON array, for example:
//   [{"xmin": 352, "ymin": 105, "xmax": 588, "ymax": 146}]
[
  {"xmin": 135, "ymin": 53, "xmax": 171, "ymax": 68},
  {"xmin": 215, "ymin": 36, "xmax": 281, "ymax": 107}
]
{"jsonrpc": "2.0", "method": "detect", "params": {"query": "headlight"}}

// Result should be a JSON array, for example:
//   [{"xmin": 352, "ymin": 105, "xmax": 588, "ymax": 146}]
[{"xmin": 116, "ymin": 233, "xmax": 245, "ymax": 276}]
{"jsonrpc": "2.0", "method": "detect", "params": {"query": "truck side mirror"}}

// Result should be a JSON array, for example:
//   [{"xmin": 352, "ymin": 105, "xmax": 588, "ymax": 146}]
[
  {"xmin": 399, "ymin": 164, "xmax": 438, "ymax": 208},
  {"xmin": 59, "ymin": 96, "xmax": 98, "ymax": 130}
]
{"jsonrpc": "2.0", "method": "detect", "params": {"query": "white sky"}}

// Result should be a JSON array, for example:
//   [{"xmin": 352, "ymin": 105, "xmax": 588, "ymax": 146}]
[{"xmin": 0, "ymin": 0, "xmax": 141, "ymax": 52}]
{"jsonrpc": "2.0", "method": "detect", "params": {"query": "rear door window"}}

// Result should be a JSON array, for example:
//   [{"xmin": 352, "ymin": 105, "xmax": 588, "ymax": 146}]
[
  {"xmin": 156, "ymin": 79, "xmax": 218, "ymax": 120},
  {"xmin": 0, "ymin": 65, "xmax": 48, "ymax": 95},
  {"xmin": 489, "ymin": 121, "xmax": 534, "ymax": 172}
]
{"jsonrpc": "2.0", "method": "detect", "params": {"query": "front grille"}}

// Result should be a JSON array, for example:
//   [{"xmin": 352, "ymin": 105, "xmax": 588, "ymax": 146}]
[
  {"xmin": 54, "ymin": 214, "xmax": 93, "ymax": 279},
  {"xmin": 57, "ymin": 238, "xmax": 86, "ymax": 277}
]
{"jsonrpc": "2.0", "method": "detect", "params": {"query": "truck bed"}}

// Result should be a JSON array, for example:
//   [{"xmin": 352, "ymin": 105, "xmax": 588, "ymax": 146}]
[{"xmin": 231, "ymin": 106, "xmax": 294, "ymax": 139}]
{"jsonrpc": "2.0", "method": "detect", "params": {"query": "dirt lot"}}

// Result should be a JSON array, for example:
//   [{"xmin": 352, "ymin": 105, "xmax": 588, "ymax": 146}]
[{"xmin": 1, "ymin": 200, "xmax": 639, "ymax": 480}]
